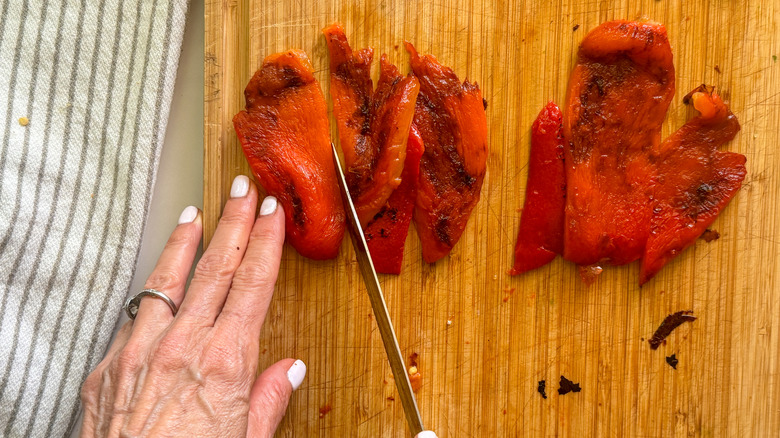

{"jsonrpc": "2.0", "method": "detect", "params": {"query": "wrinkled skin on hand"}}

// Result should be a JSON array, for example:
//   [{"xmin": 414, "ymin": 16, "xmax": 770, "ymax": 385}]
[{"xmin": 80, "ymin": 180, "xmax": 303, "ymax": 437}]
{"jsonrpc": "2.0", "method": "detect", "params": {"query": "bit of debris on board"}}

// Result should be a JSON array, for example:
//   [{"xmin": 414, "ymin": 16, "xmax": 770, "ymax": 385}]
[
  {"xmin": 318, "ymin": 404, "xmax": 332, "ymax": 418},
  {"xmin": 538, "ymin": 380, "xmax": 547, "ymax": 399},
  {"xmin": 700, "ymin": 229, "xmax": 720, "ymax": 242},
  {"xmin": 558, "ymin": 376, "xmax": 581, "ymax": 395},
  {"xmin": 714, "ymin": 64, "xmax": 721, "ymax": 73},
  {"xmin": 578, "ymin": 264, "xmax": 603, "ymax": 285},
  {"xmin": 18, "ymin": 117, "xmax": 29, "ymax": 126},
  {"xmin": 666, "ymin": 353, "xmax": 679, "ymax": 369},
  {"xmin": 573, "ymin": 24, "xmax": 580, "ymax": 31},
  {"xmin": 649, "ymin": 310, "xmax": 696, "ymax": 350}
]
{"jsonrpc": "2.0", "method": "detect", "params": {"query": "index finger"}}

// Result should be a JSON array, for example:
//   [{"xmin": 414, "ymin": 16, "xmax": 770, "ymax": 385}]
[{"xmin": 215, "ymin": 196, "xmax": 285, "ymax": 338}]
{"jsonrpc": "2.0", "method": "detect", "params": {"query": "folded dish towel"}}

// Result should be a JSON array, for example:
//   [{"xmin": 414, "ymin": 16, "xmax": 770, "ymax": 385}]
[{"xmin": 0, "ymin": 0, "xmax": 187, "ymax": 435}]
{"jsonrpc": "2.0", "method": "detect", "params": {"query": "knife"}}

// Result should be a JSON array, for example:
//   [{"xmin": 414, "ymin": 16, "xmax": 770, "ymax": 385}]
[{"xmin": 331, "ymin": 143, "xmax": 426, "ymax": 436}]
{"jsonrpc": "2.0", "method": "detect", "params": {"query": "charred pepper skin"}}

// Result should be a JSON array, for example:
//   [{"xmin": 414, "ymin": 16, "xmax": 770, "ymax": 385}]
[
  {"xmin": 323, "ymin": 23, "xmax": 420, "ymax": 227},
  {"xmin": 234, "ymin": 50, "xmax": 345, "ymax": 260},
  {"xmin": 640, "ymin": 87, "xmax": 745, "ymax": 285},
  {"xmin": 406, "ymin": 42, "xmax": 489, "ymax": 264},
  {"xmin": 562, "ymin": 20, "xmax": 675, "ymax": 267},
  {"xmin": 365, "ymin": 127, "xmax": 425, "ymax": 275}
]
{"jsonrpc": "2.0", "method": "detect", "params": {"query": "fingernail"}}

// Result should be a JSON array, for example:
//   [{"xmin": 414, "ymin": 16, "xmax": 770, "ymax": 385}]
[
  {"xmin": 259, "ymin": 196, "xmax": 278, "ymax": 216},
  {"xmin": 230, "ymin": 175, "xmax": 250, "ymax": 198},
  {"xmin": 178, "ymin": 206, "xmax": 199, "ymax": 224},
  {"xmin": 286, "ymin": 359, "xmax": 306, "ymax": 391},
  {"xmin": 415, "ymin": 432, "xmax": 438, "ymax": 438}
]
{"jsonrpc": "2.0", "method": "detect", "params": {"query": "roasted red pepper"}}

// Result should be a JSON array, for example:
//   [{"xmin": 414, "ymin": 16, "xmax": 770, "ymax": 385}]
[
  {"xmin": 640, "ymin": 87, "xmax": 745, "ymax": 284},
  {"xmin": 323, "ymin": 23, "xmax": 420, "ymax": 226},
  {"xmin": 233, "ymin": 50, "xmax": 345, "ymax": 260},
  {"xmin": 406, "ymin": 42, "xmax": 489, "ymax": 263},
  {"xmin": 510, "ymin": 102, "xmax": 565, "ymax": 275},
  {"xmin": 562, "ymin": 20, "xmax": 675, "ymax": 266},
  {"xmin": 364, "ymin": 127, "xmax": 425, "ymax": 274}
]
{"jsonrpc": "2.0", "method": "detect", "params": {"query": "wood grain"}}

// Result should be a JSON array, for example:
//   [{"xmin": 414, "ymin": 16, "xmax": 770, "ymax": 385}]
[{"xmin": 203, "ymin": 0, "xmax": 780, "ymax": 436}]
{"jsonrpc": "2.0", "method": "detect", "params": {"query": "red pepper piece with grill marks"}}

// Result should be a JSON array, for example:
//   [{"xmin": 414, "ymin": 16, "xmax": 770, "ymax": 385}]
[
  {"xmin": 640, "ymin": 87, "xmax": 745, "ymax": 284},
  {"xmin": 563, "ymin": 20, "xmax": 675, "ymax": 267},
  {"xmin": 510, "ymin": 102, "xmax": 565, "ymax": 275},
  {"xmin": 365, "ymin": 127, "xmax": 425, "ymax": 274},
  {"xmin": 323, "ymin": 23, "xmax": 420, "ymax": 227},
  {"xmin": 233, "ymin": 50, "xmax": 345, "ymax": 260},
  {"xmin": 406, "ymin": 42, "xmax": 489, "ymax": 263}
]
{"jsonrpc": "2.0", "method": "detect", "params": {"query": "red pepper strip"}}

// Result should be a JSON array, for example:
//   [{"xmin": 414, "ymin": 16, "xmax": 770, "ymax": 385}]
[
  {"xmin": 234, "ymin": 50, "xmax": 345, "ymax": 260},
  {"xmin": 562, "ymin": 20, "xmax": 675, "ymax": 266},
  {"xmin": 640, "ymin": 86, "xmax": 745, "ymax": 284},
  {"xmin": 365, "ymin": 127, "xmax": 425, "ymax": 274},
  {"xmin": 323, "ymin": 23, "xmax": 420, "ymax": 227},
  {"xmin": 510, "ymin": 102, "xmax": 565, "ymax": 275},
  {"xmin": 406, "ymin": 42, "xmax": 489, "ymax": 263}
]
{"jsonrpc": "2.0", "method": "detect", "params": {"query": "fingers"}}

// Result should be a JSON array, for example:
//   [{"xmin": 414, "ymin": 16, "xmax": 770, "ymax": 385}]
[
  {"xmin": 216, "ymin": 196, "xmax": 285, "ymax": 337},
  {"xmin": 176, "ymin": 175, "xmax": 258, "ymax": 326},
  {"xmin": 246, "ymin": 359, "xmax": 306, "ymax": 438},
  {"xmin": 131, "ymin": 206, "xmax": 202, "ymax": 336}
]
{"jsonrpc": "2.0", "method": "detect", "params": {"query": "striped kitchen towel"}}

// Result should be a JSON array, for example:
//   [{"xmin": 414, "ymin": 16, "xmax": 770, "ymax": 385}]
[{"xmin": 0, "ymin": 0, "xmax": 188, "ymax": 436}]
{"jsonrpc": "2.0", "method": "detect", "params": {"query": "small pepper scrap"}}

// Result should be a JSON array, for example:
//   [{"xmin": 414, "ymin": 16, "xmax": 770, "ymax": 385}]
[
  {"xmin": 233, "ymin": 50, "xmax": 345, "ymax": 260},
  {"xmin": 510, "ymin": 102, "xmax": 565, "ymax": 275},
  {"xmin": 323, "ymin": 23, "xmax": 420, "ymax": 227},
  {"xmin": 365, "ymin": 127, "xmax": 425, "ymax": 274},
  {"xmin": 406, "ymin": 42, "xmax": 489, "ymax": 263}
]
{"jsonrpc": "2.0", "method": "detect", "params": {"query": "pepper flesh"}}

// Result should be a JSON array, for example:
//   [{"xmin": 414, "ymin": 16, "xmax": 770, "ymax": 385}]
[
  {"xmin": 233, "ymin": 50, "xmax": 345, "ymax": 260},
  {"xmin": 563, "ymin": 20, "xmax": 675, "ymax": 266},
  {"xmin": 365, "ymin": 127, "xmax": 425, "ymax": 274},
  {"xmin": 510, "ymin": 102, "xmax": 565, "ymax": 275},
  {"xmin": 406, "ymin": 42, "xmax": 489, "ymax": 263},
  {"xmin": 323, "ymin": 23, "xmax": 420, "ymax": 226},
  {"xmin": 640, "ymin": 87, "xmax": 745, "ymax": 284}
]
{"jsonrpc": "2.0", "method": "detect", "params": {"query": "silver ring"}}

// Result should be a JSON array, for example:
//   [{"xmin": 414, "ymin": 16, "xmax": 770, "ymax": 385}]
[{"xmin": 124, "ymin": 288, "xmax": 178, "ymax": 320}]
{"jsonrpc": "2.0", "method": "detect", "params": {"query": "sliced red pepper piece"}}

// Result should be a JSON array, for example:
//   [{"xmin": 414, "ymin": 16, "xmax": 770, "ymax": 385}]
[
  {"xmin": 323, "ymin": 23, "xmax": 420, "ymax": 226},
  {"xmin": 563, "ymin": 20, "xmax": 675, "ymax": 266},
  {"xmin": 233, "ymin": 50, "xmax": 345, "ymax": 260},
  {"xmin": 640, "ymin": 86, "xmax": 745, "ymax": 284},
  {"xmin": 406, "ymin": 42, "xmax": 489, "ymax": 263},
  {"xmin": 364, "ymin": 127, "xmax": 425, "ymax": 274},
  {"xmin": 510, "ymin": 102, "xmax": 565, "ymax": 275}
]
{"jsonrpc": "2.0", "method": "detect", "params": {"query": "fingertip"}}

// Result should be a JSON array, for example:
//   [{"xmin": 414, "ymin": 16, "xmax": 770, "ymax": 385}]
[
  {"xmin": 178, "ymin": 205, "xmax": 201, "ymax": 225},
  {"xmin": 286, "ymin": 359, "xmax": 306, "ymax": 391}
]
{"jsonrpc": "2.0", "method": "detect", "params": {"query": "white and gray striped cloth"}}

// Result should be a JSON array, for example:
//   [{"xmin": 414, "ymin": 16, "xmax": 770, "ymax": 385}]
[{"xmin": 0, "ymin": 0, "xmax": 188, "ymax": 436}]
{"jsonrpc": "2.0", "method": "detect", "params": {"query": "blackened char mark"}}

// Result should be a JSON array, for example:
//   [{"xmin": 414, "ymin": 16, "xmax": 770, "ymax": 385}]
[
  {"xmin": 435, "ymin": 217, "xmax": 452, "ymax": 246},
  {"xmin": 282, "ymin": 66, "xmax": 304, "ymax": 88},
  {"xmin": 285, "ymin": 182, "xmax": 307, "ymax": 227},
  {"xmin": 648, "ymin": 310, "xmax": 696, "ymax": 350}
]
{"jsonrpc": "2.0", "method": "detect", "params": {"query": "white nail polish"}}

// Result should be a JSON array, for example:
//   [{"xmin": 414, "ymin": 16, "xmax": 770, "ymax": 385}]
[
  {"xmin": 259, "ymin": 196, "xmax": 278, "ymax": 216},
  {"xmin": 178, "ymin": 206, "xmax": 199, "ymax": 224},
  {"xmin": 230, "ymin": 175, "xmax": 250, "ymax": 198},
  {"xmin": 415, "ymin": 431, "xmax": 438, "ymax": 438},
  {"xmin": 286, "ymin": 359, "xmax": 306, "ymax": 391}
]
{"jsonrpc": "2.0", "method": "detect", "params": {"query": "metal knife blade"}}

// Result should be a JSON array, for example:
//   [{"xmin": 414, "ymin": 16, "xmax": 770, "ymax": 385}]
[{"xmin": 331, "ymin": 143, "xmax": 425, "ymax": 435}]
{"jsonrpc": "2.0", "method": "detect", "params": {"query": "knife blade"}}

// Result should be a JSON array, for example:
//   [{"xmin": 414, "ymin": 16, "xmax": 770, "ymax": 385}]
[{"xmin": 331, "ymin": 143, "xmax": 425, "ymax": 435}]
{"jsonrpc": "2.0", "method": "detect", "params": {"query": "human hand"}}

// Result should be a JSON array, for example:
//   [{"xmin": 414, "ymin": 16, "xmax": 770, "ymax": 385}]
[{"xmin": 80, "ymin": 175, "xmax": 305, "ymax": 437}]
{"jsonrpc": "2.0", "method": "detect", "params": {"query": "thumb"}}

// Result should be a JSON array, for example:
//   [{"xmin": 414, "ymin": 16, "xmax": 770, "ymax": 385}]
[{"xmin": 246, "ymin": 359, "xmax": 307, "ymax": 437}]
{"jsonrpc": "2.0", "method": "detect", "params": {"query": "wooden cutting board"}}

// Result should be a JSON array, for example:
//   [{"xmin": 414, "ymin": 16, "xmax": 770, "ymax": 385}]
[{"xmin": 204, "ymin": 0, "xmax": 780, "ymax": 435}]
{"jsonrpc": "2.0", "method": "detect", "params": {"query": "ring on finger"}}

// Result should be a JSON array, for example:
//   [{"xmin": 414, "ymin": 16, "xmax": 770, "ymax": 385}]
[{"xmin": 124, "ymin": 289, "xmax": 178, "ymax": 320}]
